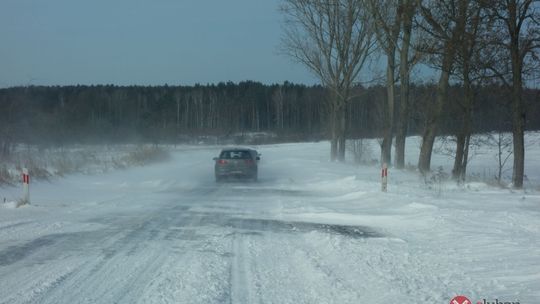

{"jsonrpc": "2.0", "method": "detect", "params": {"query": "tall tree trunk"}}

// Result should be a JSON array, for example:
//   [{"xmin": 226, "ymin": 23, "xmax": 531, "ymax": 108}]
[
  {"xmin": 330, "ymin": 105, "xmax": 338, "ymax": 161},
  {"xmin": 509, "ymin": 1, "xmax": 525, "ymax": 189},
  {"xmin": 394, "ymin": 1, "xmax": 414, "ymax": 169},
  {"xmin": 338, "ymin": 105, "xmax": 347, "ymax": 162},
  {"xmin": 505, "ymin": 0, "xmax": 528, "ymax": 189},
  {"xmin": 418, "ymin": 52, "xmax": 453, "ymax": 173},
  {"xmin": 462, "ymin": 133, "xmax": 470, "ymax": 178},
  {"xmin": 381, "ymin": 54, "xmax": 395, "ymax": 166},
  {"xmin": 395, "ymin": 79, "xmax": 410, "ymax": 168},
  {"xmin": 452, "ymin": 71, "xmax": 473, "ymax": 181},
  {"xmin": 511, "ymin": 66, "xmax": 525, "ymax": 188},
  {"xmin": 453, "ymin": 132, "xmax": 466, "ymax": 179}
]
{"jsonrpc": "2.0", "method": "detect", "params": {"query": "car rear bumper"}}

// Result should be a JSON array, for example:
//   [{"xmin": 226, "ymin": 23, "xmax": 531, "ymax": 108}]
[{"xmin": 215, "ymin": 168, "xmax": 257, "ymax": 179}]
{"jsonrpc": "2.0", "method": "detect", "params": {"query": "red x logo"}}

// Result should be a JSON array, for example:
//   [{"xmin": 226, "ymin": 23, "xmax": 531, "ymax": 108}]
[{"xmin": 450, "ymin": 295, "xmax": 471, "ymax": 304}]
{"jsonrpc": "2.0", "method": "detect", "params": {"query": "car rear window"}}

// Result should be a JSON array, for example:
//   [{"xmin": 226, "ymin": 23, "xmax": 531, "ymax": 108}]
[{"xmin": 220, "ymin": 150, "xmax": 253, "ymax": 159}]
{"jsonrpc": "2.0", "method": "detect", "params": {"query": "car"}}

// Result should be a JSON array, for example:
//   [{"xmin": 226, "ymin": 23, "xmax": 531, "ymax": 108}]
[{"xmin": 214, "ymin": 148, "xmax": 260, "ymax": 182}]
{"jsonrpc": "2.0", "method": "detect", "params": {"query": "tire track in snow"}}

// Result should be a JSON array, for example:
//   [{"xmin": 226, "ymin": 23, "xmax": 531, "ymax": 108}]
[
  {"xmin": 229, "ymin": 233, "xmax": 257, "ymax": 304},
  {"xmin": 270, "ymin": 234, "xmax": 366, "ymax": 303},
  {"xmin": 133, "ymin": 185, "xmax": 235, "ymax": 304},
  {"xmin": 35, "ymin": 215, "xmax": 169, "ymax": 303},
  {"xmin": 26, "ymin": 187, "xmax": 225, "ymax": 304}
]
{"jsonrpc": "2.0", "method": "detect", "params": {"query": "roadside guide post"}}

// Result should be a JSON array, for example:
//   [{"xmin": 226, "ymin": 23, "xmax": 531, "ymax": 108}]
[
  {"xmin": 22, "ymin": 168, "xmax": 30, "ymax": 205},
  {"xmin": 381, "ymin": 163, "xmax": 388, "ymax": 192}
]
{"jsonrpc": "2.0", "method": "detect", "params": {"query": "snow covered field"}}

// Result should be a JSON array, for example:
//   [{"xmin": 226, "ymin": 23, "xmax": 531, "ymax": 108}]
[{"xmin": 1, "ymin": 134, "xmax": 539, "ymax": 304}]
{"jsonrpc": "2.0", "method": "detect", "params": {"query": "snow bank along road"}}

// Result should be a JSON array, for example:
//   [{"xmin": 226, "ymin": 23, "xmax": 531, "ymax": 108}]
[{"xmin": 1, "ymin": 141, "xmax": 539, "ymax": 303}]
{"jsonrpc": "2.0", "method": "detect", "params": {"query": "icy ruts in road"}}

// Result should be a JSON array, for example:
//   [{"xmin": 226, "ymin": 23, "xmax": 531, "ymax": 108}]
[{"xmin": 0, "ymin": 184, "xmax": 382, "ymax": 304}]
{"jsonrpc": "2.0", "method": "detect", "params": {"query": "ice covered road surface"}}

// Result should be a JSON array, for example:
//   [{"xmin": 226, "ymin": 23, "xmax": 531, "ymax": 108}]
[{"xmin": 1, "ymin": 141, "xmax": 540, "ymax": 303}]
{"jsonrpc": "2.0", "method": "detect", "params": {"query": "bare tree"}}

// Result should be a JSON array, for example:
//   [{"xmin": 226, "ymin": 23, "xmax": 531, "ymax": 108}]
[
  {"xmin": 484, "ymin": 0, "xmax": 540, "ymax": 188},
  {"xmin": 451, "ymin": 0, "xmax": 489, "ymax": 181},
  {"xmin": 281, "ymin": 0, "xmax": 376, "ymax": 161},
  {"xmin": 395, "ymin": 0, "xmax": 418, "ymax": 169},
  {"xmin": 415, "ymin": 0, "xmax": 469, "ymax": 173},
  {"xmin": 486, "ymin": 132, "xmax": 514, "ymax": 185},
  {"xmin": 368, "ymin": 0, "xmax": 402, "ymax": 166},
  {"xmin": 368, "ymin": 0, "xmax": 419, "ymax": 167}
]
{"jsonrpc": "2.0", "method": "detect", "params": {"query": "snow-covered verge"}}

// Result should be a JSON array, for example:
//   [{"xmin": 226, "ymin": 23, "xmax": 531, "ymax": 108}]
[
  {"xmin": 408, "ymin": 131, "xmax": 540, "ymax": 188},
  {"xmin": 0, "ymin": 145, "xmax": 170, "ymax": 186},
  {"xmin": 347, "ymin": 131, "xmax": 540, "ymax": 189},
  {"xmin": 0, "ymin": 133, "xmax": 538, "ymax": 304}
]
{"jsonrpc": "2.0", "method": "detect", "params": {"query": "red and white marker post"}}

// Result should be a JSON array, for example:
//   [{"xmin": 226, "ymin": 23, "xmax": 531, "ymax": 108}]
[
  {"xmin": 381, "ymin": 163, "xmax": 388, "ymax": 192},
  {"xmin": 22, "ymin": 168, "xmax": 30, "ymax": 204}
]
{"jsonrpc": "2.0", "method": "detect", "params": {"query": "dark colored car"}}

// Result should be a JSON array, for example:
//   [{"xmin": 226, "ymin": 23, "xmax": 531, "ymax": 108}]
[{"xmin": 214, "ymin": 148, "xmax": 260, "ymax": 182}]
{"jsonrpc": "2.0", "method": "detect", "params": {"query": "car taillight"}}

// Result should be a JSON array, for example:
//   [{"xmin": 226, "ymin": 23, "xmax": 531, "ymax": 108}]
[
  {"xmin": 245, "ymin": 159, "xmax": 253, "ymax": 165},
  {"xmin": 218, "ymin": 159, "xmax": 228, "ymax": 165}
]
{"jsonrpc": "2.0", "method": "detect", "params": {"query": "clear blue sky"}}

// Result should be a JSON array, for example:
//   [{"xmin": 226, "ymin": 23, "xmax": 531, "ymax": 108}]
[{"xmin": 0, "ymin": 0, "xmax": 319, "ymax": 87}]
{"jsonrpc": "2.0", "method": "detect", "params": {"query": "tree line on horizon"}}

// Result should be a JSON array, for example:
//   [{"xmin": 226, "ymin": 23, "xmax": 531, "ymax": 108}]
[{"xmin": 0, "ymin": 81, "xmax": 538, "ymax": 147}]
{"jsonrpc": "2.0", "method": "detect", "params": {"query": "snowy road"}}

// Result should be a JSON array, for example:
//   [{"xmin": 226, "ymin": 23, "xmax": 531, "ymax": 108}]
[
  {"xmin": 1, "ymin": 140, "xmax": 540, "ymax": 303},
  {"xmin": 0, "ymin": 182, "xmax": 384, "ymax": 303}
]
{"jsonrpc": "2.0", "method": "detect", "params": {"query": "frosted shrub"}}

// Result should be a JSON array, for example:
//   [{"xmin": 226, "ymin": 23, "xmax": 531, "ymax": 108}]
[
  {"xmin": 423, "ymin": 166, "xmax": 449, "ymax": 196},
  {"xmin": 0, "ymin": 145, "xmax": 171, "ymax": 185},
  {"xmin": 347, "ymin": 139, "xmax": 374, "ymax": 164}
]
